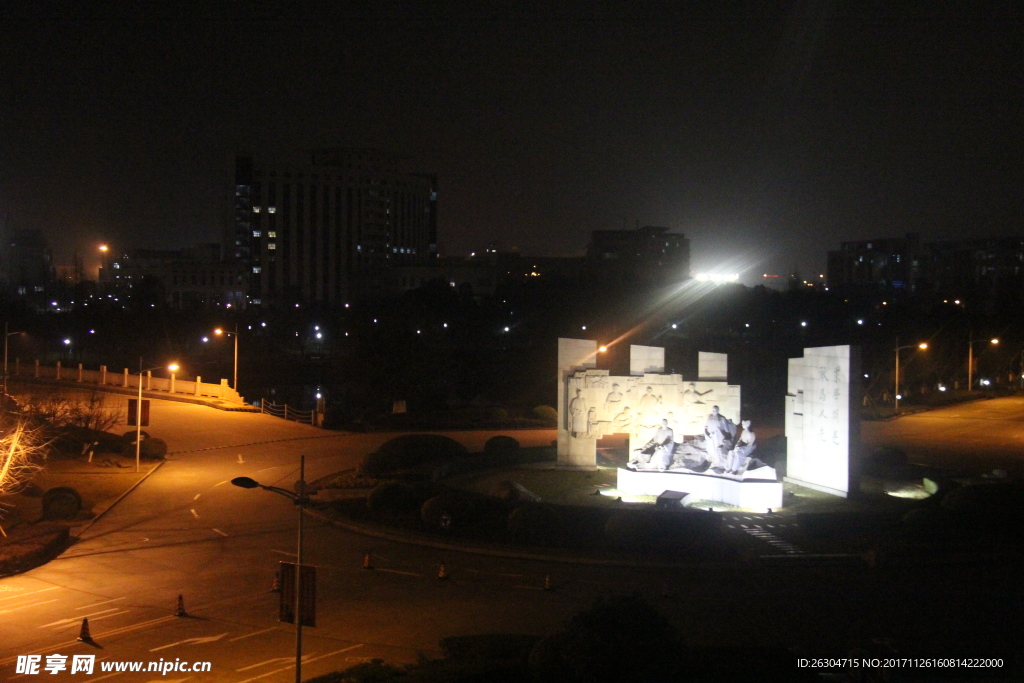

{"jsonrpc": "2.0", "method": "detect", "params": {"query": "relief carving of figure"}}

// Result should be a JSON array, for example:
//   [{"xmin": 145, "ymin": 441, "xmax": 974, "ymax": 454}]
[
  {"xmin": 703, "ymin": 405, "xmax": 736, "ymax": 469},
  {"xmin": 604, "ymin": 383, "xmax": 624, "ymax": 412},
  {"xmin": 568, "ymin": 388, "xmax": 588, "ymax": 436}
]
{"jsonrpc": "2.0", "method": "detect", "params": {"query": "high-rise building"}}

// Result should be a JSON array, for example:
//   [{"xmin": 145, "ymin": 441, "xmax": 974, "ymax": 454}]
[
  {"xmin": 586, "ymin": 226, "xmax": 690, "ymax": 285},
  {"xmin": 229, "ymin": 148, "xmax": 437, "ymax": 306}
]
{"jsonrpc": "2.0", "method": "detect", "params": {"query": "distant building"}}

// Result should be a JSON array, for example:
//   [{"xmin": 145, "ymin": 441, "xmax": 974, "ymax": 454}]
[
  {"xmin": 229, "ymin": 148, "xmax": 438, "ymax": 306},
  {"xmin": 826, "ymin": 233, "xmax": 923, "ymax": 297},
  {"xmin": 586, "ymin": 226, "xmax": 690, "ymax": 285},
  {"xmin": 828, "ymin": 233, "xmax": 1024, "ymax": 311},
  {"xmin": 100, "ymin": 244, "xmax": 247, "ymax": 309},
  {"xmin": 1, "ymin": 228, "xmax": 56, "ymax": 308}
]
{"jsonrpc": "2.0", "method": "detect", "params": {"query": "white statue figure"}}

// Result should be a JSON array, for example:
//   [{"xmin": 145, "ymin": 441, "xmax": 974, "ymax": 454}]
[
  {"xmin": 586, "ymin": 407, "xmax": 599, "ymax": 435},
  {"xmin": 727, "ymin": 419, "xmax": 757, "ymax": 474},
  {"xmin": 629, "ymin": 419, "xmax": 675, "ymax": 470},
  {"xmin": 568, "ymin": 388, "xmax": 588, "ymax": 436},
  {"xmin": 703, "ymin": 405, "xmax": 735, "ymax": 469}
]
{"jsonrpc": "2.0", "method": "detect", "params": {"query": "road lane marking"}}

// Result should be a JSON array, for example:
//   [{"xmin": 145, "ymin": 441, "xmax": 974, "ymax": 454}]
[
  {"xmin": 236, "ymin": 657, "xmax": 295, "ymax": 671},
  {"xmin": 256, "ymin": 466, "xmax": 283, "ymax": 473},
  {"xmin": 0, "ymin": 598, "xmax": 59, "ymax": 614},
  {"xmin": 237, "ymin": 455, "xmax": 245, "ymax": 464},
  {"xmin": 193, "ymin": 493, "xmax": 202, "ymax": 501},
  {"xmin": 81, "ymin": 672, "xmax": 125, "ymax": 682},
  {"xmin": 39, "ymin": 607, "xmax": 123, "ymax": 628},
  {"xmin": 76, "ymin": 597, "xmax": 127, "ymax": 609},
  {"xmin": 212, "ymin": 528, "xmax": 228, "ymax": 537},
  {"xmin": 149, "ymin": 632, "xmax": 228, "ymax": 652},
  {"xmin": 271, "ymin": 549, "xmax": 297, "ymax": 557},
  {"xmin": 375, "ymin": 568, "xmax": 422, "ymax": 577},
  {"xmin": 215, "ymin": 480, "xmax": 229, "ymax": 486},
  {"xmin": 0, "ymin": 586, "xmax": 58, "ymax": 602},
  {"xmin": 228, "ymin": 627, "xmax": 277, "ymax": 642},
  {"xmin": 235, "ymin": 646, "xmax": 363, "ymax": 683},
  {"xmin": 190, "ymin": 509, "xmax": 199, "ymax": 518},
  {"xmin": 0, "ymin": 616, "xmax": 180, "ymax": 667}
]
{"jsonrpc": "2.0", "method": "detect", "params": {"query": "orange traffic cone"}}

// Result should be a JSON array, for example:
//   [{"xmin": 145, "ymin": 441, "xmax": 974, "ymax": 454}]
[
  {"xmin": 438, "ymin": 563, "xmax": 448, "ymax": 580},
  {"xmin": 543, "ymin": 575, "xmax": 552, "ymax": 591},
  {"xmin": 77, "ymin": 618, "xmax": 93, "ymax": 642},
  {"xmin": 363, "ymin": 553, "xmax": 373, "ymax": 570},
  {"xmin": 271, "ymin": 571, "xmax": 281, "ymax": 592},
  {"xmin": 174, "ymin": 594, "xmax": 187, "ymax": 617}
]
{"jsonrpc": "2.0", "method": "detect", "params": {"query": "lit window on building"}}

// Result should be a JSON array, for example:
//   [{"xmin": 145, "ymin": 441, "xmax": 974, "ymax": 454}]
[
  {"xmin": 268, "ymin": 231, "xmax": 276, "ymax": 238},
  {"xmin": 252, "ymin": 206, "xmax": 261, "ymax": 213},
  {"xmin": 268, "ymin": 207, "xmax": 277, "ymax": 213},
  {"xmin": 253, "ymin": 266, "xmax": 262, "ymax": 273},
  {"xmin": 253, "ymin": 230, "xmax": 262, "ymax": 237},
  {"xmin": 268, "ymin": 243, "xmax": 276, "ymax": 250}
]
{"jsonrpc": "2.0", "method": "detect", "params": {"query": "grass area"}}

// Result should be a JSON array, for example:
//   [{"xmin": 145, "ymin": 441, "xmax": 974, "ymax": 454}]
[
  {"xmin": 1, "ymin": 453, "xmax": 159, "ymax": 530},
  {"xmin": 452, "ymin": 466, "xmax": 620, "ymax": 506}
]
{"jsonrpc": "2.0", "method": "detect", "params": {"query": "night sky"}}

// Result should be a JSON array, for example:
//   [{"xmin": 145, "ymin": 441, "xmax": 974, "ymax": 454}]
[{"xmin": 2, "ymin": 2, "xmax": 1021, "ymax": 285}]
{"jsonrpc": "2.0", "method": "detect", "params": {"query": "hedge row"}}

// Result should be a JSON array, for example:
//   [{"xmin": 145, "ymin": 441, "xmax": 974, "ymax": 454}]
[{"xmin": 0, "ymin": 524, "xmax": 70, "ymax": 578}]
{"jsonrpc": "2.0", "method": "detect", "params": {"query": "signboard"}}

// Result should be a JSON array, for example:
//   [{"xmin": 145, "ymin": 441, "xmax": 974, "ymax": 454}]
[
  {"xmin": 278, "ymin": 562, "xmax": 316, "ymax": 627},
  {"xmin": 127, "ymin": 399, "xmax": 150, "ymax": 427}
]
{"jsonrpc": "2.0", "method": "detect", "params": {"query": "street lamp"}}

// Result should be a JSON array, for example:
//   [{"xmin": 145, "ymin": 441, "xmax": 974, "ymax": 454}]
[
  {"xmin": 232, "ymin": 455, "xmax": 309, "ymax": 683},
  {"xmin": 213, "ymin": 324, "xmax": 239, "ymax": 391},
  {"xmin": 967, "ymin": 333, "xmax": 998, "ymax": 392},
  {"xmin": 894, "ymin": 338, "xmax": 928, "ymax": 413},
  {"xmin": 3, "ymin": 323, "xmax": 24, "ymax": 408},
  {"xmin": 133, "ymin": 360, "xmax": 178, "ymax": 473}
]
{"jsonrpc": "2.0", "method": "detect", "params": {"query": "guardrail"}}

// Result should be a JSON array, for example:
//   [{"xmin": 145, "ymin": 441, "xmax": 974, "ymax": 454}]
[
  {"xmin": 12, "ymin": 359, "xmax": 244, "ymax": 404},
  {"xmin": 260, "ymin": 400, "xmax": 316, "ymax": 425}
]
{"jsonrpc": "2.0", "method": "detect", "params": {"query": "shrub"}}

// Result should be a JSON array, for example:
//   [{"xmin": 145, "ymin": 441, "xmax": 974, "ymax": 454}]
[
  {"xmin": 367, "ymin": 482, "xmax": 418, "ymax": 516},
  {"xmin": 507, "ymin": 504, "xmax": 561, "ymax": 545},
  {"xmin": 128, "ymin": 437, "xmax": 167, "ymax": 460},
  {"xmin": 421, "ymin": 492, "xmax": 473, "ymax": 530},
  {"xmin": 41, "ymin": 487, "xmax": 82, "ymax": 520},
  {"xmin": 604, "ymin": 510, "xmax": 659, "ymax": 548},
  {"xmin": 484, "ymin": 435, "xmax": 519, "ymax": 455},
  {"xmin": 530, "ymin": 405, "xmax": 558, "ymax": 424},
  {"xmin": 360, "ymin": 434, "xmax": 468, "ymax": 476}
]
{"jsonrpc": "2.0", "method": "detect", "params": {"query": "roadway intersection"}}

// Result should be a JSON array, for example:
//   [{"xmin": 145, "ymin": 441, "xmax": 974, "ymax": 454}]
[{"xmin": 1, "ymin": 394, "xmax": 1022, "ymax": 680}]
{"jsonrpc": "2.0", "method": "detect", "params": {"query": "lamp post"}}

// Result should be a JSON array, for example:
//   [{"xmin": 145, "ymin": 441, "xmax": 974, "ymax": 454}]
[
  {"xmin": 232, "ymin": 455, "xmax": 308, "ymax": 683},
  {"xmin": 3, "ymin": 323, "xmax": 24, "ymax": 409},
  {"xmin": 967, "ymin": 332, "xmax": 998, "ymax": 392},
  {"xmin": 134, "ymin": 360, "xmax": 178, "ymax": 473},
  {"xmin": 894, "ymin": 338, "xmax": 928, "ymax": 413},
  {"xmin": 213, "ymin": 324, "xmax": 239, "ymax": 391}
]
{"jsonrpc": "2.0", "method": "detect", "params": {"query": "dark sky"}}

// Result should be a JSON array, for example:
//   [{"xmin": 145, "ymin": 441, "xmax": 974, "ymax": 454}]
[{"xmin": 1, "ymin": 1, "xmax": 1021, "ymax": 285}]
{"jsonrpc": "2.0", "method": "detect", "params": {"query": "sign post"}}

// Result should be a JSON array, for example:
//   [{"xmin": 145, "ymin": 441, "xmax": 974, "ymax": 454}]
[{"xmin": 278, "ymin": 562, "xmax": 317, "ymax": 627}]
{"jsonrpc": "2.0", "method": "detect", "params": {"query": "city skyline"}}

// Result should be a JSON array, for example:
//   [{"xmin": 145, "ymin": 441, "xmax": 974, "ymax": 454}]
[{"xmin": 2, "ymin": 2, "xmax": 1021, "ymax": 286}]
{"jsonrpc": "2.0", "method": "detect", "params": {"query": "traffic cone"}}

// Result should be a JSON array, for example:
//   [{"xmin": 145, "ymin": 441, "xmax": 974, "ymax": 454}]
[
  {"xmin": 543, "ymin": 575, "xmax": 552, "ymax": 591},
  {"xmin": 174, "ymin": 594, "xmax": 187, "ymax": 617},
  {"xmin": 271, "ymin": 571, "xmax": 281, "ymax": 592},
  {"xmin": 438, "ymin": 563, "xmax": 448, "ymax": 580},
  {"xmin": 363, "ymin": 553, "xmax": 373, "ymax": 570},
  {"xmin": 77, "ymin": 618, "xmax": 93, "ymax": 642}
]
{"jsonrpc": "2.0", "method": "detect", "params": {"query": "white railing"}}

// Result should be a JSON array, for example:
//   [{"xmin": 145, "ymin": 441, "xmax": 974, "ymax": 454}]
[
  {"xmin": 261, "ymin": 400, "xmax": 316, "ymax": 425},
  {"xmin": 15, "ymin": 359, "xmax": 244, "ymax": 404}
]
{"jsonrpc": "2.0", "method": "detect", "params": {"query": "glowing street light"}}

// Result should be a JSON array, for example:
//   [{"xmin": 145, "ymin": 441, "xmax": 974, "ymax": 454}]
[
  {"xmin": 213, "ymin": 324, "xmax": 239, "ymax": 391},
  {"xmin": 894, "ymin": 339, "xmax": 928, "ymax": 413},
  {"xmin": 967, "ymin": 334, "xmax": 998, "ymax": 391},
  {"xmin": 133, "ymin": 361, "xmax": 178, "ymax": 473}
]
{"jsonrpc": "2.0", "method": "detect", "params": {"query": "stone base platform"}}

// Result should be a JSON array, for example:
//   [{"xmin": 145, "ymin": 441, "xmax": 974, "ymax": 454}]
[{"xmin": 616, "ymin": 467, "xmax": 784, "ymax": 510}]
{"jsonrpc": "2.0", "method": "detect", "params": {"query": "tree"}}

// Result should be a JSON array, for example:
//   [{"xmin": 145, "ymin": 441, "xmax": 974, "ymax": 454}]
[{"xmin": 0, "ymin": 423, "xmax": 45, "ymax": 536}]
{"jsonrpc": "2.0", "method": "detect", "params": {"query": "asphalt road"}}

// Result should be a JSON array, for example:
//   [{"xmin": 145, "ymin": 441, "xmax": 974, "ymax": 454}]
[
  {"xmin": 863, "ymin": 395, "xmax": 1024, "ymax": 475},
  {"xmin": 0, "ymin": 393, "xmax": 1021, "ymax": 681}
]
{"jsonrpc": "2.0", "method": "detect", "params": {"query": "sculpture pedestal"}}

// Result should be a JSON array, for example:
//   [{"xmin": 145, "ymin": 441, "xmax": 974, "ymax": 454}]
[
  {"xmin": 616, "ymin": 468, "xmax": 783, "ymax": 510},
  {"xmin": 557, "ymin": 432, "xmax": 598, "ymax": 468}
]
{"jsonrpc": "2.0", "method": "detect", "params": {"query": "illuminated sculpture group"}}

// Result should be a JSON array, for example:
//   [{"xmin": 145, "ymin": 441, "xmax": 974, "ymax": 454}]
[{"xmin": 557, "ymin": 339, "xmax": 858, "ymax": 509}]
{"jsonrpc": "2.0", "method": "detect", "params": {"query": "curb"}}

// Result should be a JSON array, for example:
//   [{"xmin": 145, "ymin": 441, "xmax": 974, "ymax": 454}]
[
  {"xmin": 304, "ymin": 505, "xmax": 726, "ymax": 569},
  {"xmin": 72, "ymin": 460, "xmax": 166, "ymax": 538}
]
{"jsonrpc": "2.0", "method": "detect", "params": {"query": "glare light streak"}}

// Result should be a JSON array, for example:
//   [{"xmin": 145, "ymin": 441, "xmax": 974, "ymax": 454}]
[{"xmin": 695, "ymin": 273, "xmax": 739, "ymax": 283}]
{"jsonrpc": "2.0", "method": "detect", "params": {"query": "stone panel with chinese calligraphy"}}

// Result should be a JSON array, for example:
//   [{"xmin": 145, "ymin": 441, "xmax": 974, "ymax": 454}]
[{"xmin": 784, "ymin": 345, "xmax": 861, "ymax": 498}]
